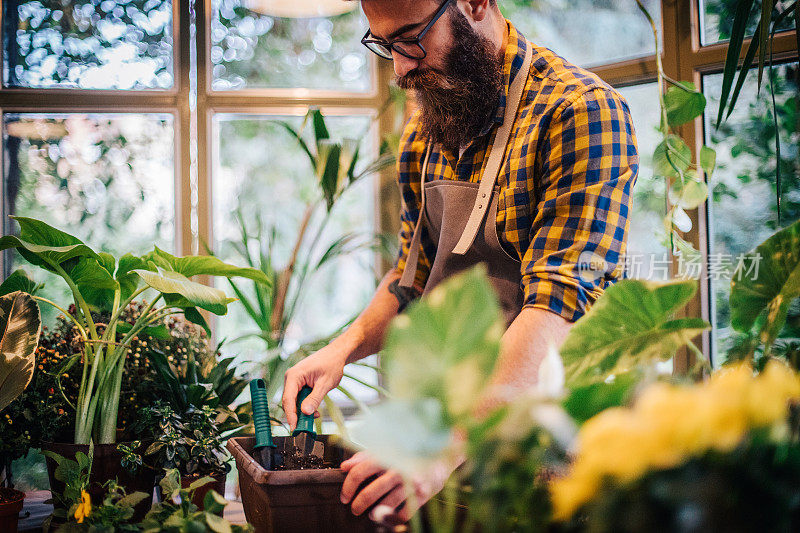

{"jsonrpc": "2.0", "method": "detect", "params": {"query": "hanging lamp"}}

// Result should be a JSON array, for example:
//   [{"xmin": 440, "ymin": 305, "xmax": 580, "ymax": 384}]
[{"xmin": 245, "ymin": 0, "xmax": 357, "ymax": 18}]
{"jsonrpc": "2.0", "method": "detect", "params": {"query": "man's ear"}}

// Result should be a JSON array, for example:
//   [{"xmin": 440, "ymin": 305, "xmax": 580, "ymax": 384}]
[{"xmin": 458, "ymin": 0, "xmax": 493, "ymax": 23}]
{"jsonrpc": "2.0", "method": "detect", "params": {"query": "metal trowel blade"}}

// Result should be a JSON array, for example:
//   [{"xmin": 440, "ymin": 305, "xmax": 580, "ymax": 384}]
[{"xmin": 292, "ymin": 432, "xmax": 324, "ymax": 459}]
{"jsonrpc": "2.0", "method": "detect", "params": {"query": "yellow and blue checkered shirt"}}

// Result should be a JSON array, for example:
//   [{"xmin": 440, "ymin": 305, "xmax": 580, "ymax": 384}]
[{"xmin": 395, "ymin": 21, "xmax": 639, "ymax": 322}]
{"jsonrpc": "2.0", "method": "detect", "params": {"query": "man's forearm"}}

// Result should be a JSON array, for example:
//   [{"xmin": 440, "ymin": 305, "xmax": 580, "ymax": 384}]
[
  {"xmin": 483, "ymin": 306, "xmax": 573, "ymax": 409},
  {"xmin": 330, "ymin": 268, "xmax": 420, "ymax": 364}
]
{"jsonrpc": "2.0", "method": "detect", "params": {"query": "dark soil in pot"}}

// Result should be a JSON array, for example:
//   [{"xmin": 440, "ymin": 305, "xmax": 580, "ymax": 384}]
[
  {"xmin": 43, "ymin": 441, "xmax": 155, "ymax": 521},
  {"xmin": 228, "ymin": 435, "xmax": 378, "ymax": 533},
  {"xmin": 180, "ymin": 472, "xmax": 227, "ymax": 509},
  {"xmin": 0, "ymin": 487, "xmax": 25, "ymax": 533}
]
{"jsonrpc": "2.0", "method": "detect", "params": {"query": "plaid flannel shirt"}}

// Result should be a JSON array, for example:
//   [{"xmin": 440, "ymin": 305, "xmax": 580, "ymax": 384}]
[{"xmin": 394, "ymin": 21, "xmax": 639, "ymax": 322}]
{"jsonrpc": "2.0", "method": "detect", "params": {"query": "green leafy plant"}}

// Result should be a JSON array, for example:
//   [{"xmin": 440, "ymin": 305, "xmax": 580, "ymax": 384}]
[
  {"xmin": 728, "ymin": 217, "xmax": 800, "ymax": 360},
  {"xmin": 0, "ymin": 216, "xmax": 270, "ymax": 444},
  {"xmin": 0, "ymin": 289, "xmax": 41, "ymax": 486},
  {"xmin": 146, "ymin": 344, "xmax": 250, "ymax": 436},
  {"xmin": 140, "ymin": 469, "xmax": 252, "ymax": 533},
  {"xmin": 347, "ymin": 266, "xmax": 719, "ymax": 532},
  {"xmin": 559, "ymin": 279, "xmax": 711, "ymax": 386},
  {"xmin": 43, "ymin": 446, "xmax": 149, "ymax": 532},
  {"xmin": 217, "ymin": 107, "xmax": 395, "ymax": 422},
  {"xmin": 635, "ymin": 1, "xmax": 717, "ymax": 256},
  {"xmin": 133, "ymin": 402, "xmax": 230, "ymax": 478},
  {"xmin": 0, "ymin": 290, "xmax": 42, "ymax": 412}
]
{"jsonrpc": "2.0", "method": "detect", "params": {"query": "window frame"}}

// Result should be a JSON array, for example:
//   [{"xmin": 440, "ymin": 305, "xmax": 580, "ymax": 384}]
[{"xmin": 0, "ymin": 0, "xmax": 796, "ymax": 372}]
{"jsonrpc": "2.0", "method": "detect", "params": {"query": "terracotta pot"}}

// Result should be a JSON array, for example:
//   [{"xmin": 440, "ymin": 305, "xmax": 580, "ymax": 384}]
[
  {"xmin": 0, "ymin": 487, "xmax": 25, "ymax": 533},
  {"xmin": 227, "ymin": 435, "xmax": 377, "ymax": 533},
  {"xmin": 180, "ymin": 472, "xmax": 227, "ymax": 509},
  {"xmin": 43, "ymin": 441, "xmax": 155, "ymax": 521}
]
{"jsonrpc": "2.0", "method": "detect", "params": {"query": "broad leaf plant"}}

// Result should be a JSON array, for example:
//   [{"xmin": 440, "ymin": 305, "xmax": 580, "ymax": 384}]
[{"xmin": 0, "ymin": 216, "xmax": 270, "ymax": 445}]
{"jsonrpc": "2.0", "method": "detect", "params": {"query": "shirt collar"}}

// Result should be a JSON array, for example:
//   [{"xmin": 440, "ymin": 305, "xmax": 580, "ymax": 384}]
[{"xmin": 479, "ymin": 20, "xmax": 529, "ymax": 137}]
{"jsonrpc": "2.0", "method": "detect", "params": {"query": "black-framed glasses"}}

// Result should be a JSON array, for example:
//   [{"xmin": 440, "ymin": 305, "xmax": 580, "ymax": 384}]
[{"xmin": 361, "ymin": 0, "xmax": 452, "ymax": 60}]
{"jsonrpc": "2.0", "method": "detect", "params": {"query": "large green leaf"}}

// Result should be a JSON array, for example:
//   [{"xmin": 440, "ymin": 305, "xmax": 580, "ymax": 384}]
[
  {"xmin": 382, "ymin": 265, "xmax": 505, "ymax": 421},
  {"xmin": 653, "ymin": 135, "xmax": 692, "ymax": 178},
  {"xmin": 0, "ymin": 269, "xmax": 42, "ymax": 297},
  {"xmin": 730, "ymin": 219, "xmax": 800, "ymax": 350},
  {"xmin": 559, "ymin": 279, "xmax": 710, "ymax": 386},
  {"xmin": 348, "ymin": 398, "xmax": 452, "ymax": 478},
  {"xmin": 0, "ymin": 291, "xmax": 41, "ymax": 411},
  {"xmin": 145, "ymin": 247, "xmax": 270, "ymax": 286},
  {"xmin": 1, "ymin": 216, "xmax": 98, "ymax": 272},
  {"xmin": 669, "ymin": 173, "xmax": 709, "ymax": 210},
  {"xmin": 664, "ymin": 82, "xmax": 706, "ymax": 127},
  {"xmin": 116, "ymin": 253, "xmax": 152, "ymax": 301},
  {"xmin": 134, "ymin": 269, "xmax": 236, "ymax": 315},
  {"xmin": 68, "ymin": 256, "xmax": 119, "ymax": 310}
]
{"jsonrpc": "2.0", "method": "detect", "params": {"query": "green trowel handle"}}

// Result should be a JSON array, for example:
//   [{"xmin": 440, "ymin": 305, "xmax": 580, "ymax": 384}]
[
  {"xmin": 250, "ymin": 379, "xmax": 275, "ymax": 449},
  {"xmin": 293, "ymin": 385, "xmax": 316, "ymax": 436}
]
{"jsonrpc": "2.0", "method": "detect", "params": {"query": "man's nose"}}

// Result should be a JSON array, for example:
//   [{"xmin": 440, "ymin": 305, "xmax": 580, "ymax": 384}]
[{"xmin": 392, "ymin": 51, "xmax": 419, "ymax": 78}]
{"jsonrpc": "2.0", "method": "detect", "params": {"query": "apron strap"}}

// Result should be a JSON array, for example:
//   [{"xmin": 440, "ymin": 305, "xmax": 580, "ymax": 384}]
[
  {"xmin": 399, "ymin": 142, "xmax": 433, "ymax": 288},
  {"xmin": 452, "ymin": 44, "xmax": 533, "ymax": 255}
]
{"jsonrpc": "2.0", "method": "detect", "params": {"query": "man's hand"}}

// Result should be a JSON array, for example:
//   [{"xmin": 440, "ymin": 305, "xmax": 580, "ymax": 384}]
[
  {"xmin": 340, "ymin": 452, "xmax": 454, "ymax": 525},
  {"xmin": 281, "ymin": 344, "xmax": 348, "ymax": 432}
]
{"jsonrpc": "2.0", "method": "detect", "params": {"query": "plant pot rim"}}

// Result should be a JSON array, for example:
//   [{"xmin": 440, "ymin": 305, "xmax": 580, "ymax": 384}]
[{"xmin": 0, "ymin": 487, "xmax": 26, "ymax": 514}]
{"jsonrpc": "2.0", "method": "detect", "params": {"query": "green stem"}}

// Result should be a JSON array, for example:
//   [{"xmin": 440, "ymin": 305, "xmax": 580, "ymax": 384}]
[
  {"xmin": 104, "ymin": 286, "xmax": 148, "ymax": 336},
  {"xmin": 32, "ymin": 296, "xmax": 87, "ymax": 338}
]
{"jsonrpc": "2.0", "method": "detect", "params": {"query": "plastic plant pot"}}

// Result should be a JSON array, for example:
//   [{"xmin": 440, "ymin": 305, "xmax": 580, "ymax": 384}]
[
  {"xmin": 180, "ymin": 472, "xmax": 227, "ymax": 509},
  {"xmin": 227, "ymin": 435, "xmax": 378, "ymax": 533},
  {"xmin": 0, "ymin": 487, "xmax": 24, "ymax": 533}
]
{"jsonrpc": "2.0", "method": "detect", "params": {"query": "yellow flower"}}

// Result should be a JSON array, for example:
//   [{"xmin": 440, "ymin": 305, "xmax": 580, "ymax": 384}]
[
  {"xmin": 74, "ymin": 490, "xmax": 91, "ymax": 523},
  {"xmin": 550, "ymin": 361, "xmax": 800, "ymax": 521}
]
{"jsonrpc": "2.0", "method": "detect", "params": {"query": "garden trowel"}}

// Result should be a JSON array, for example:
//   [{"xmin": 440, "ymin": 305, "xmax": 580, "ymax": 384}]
[
  {"xmin": 250, "ymin": 378, "xmax": 281, "ymax": 470},
  {"xmin": 289, "ymin": 385, "xmax": 324, "ymax": 464}
]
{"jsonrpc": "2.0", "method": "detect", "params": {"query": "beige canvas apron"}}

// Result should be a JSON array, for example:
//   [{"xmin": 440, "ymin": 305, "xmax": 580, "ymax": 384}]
[{"xmin": 399, "ymin": 46, "xmax": 533, "ymax": 326}]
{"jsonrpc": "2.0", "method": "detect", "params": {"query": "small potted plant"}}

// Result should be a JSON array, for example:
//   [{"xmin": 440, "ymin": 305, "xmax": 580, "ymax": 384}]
[
  {"xmin": 133, "ymin": 402, "xmax": 231, "ymax": 508},
  {"xmin": 0, "ymin": 217, "xmax": 268, "ymax": 513}
]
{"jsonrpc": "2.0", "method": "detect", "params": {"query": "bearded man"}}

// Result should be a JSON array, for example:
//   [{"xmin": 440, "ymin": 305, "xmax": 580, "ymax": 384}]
[{"xmin": 282, "ymin": 0, "xmax": 638, "ymax": 525}]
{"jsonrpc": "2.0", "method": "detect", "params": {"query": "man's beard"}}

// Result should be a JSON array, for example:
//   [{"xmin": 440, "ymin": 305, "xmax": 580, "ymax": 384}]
[{"xmin": 397, "ymin": 7, "xmax": 503, "ymax": 153}]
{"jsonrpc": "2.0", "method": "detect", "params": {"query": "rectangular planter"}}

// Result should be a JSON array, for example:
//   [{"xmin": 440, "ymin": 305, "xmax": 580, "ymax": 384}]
[{"xmin": 227, "ymin": 435, "xmax": 378, "ymax": 533}]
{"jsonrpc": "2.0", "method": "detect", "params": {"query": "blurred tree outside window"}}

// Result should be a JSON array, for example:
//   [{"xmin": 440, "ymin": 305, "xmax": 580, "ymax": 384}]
[
  {"xmin": 2, "ymin": 114, "xmax": 176, "ymax": 323},
  {"xmin": 499, "ymin": 0, "xmax": 661, "ymax": 67},
  {"xmin": 212, "ymin": 113, "xmax": 380, "ymax": 403},
  {"xmin": 700, "ymin": 0, "xmax": 795, "ymax": 46},
  {"xmin": 704, "ymin": 62, "xmax": 799, "ymax": 356},
  {"xmin": 3, "ymin": 0, "xmax": 174, "ymax": 89},
  {"xmin": 211, "ymin": 0, "xmax": 371, "ymax": 91}
]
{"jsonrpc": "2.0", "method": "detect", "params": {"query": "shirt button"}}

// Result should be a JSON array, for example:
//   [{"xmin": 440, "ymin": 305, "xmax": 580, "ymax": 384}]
[{"xmin": 482, "ymin": 193, "xmax": 487, "ymax": 198}]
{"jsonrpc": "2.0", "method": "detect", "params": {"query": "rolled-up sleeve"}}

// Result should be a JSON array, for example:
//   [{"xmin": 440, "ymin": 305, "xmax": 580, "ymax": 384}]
[{"xmin": 521, "ymin": 87, "xmax": 639, "ymax": 322}]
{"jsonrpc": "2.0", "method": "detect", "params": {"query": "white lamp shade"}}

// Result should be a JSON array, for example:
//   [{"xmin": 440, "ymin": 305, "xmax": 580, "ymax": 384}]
[{"xmin": 246, "ymin": 0, "xmax": 357, "ymax": 18}]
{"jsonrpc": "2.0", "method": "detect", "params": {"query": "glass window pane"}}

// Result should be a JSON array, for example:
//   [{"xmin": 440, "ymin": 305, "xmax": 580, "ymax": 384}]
[
  {"xmin": 3, "ymin": 0, "xmax": 174, "ymax": 89},
  {"xmin": 212, "ymin": 113, "xmax": 379, "ymax": 402},
  {"xmin": 3, "ymin": 113, "xmax": 175, "ymax": 321},
  {"xmin": 617, "ymin": 83, "xmax": 670, "ymax": 281},
  {"xmin": 703, "ymin": 63, "xmax": 799, "ymax": 356},
  {"xmin": 700, "ymin": 0, "xmax": 794, "ymax": 46},
  {"xmin": 501, "ymin": 0, "xmax": 661, "ymax": 67},
  {"xmin": 211, "ymin": 1, "xmax": 371, "ymax": 91}
]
